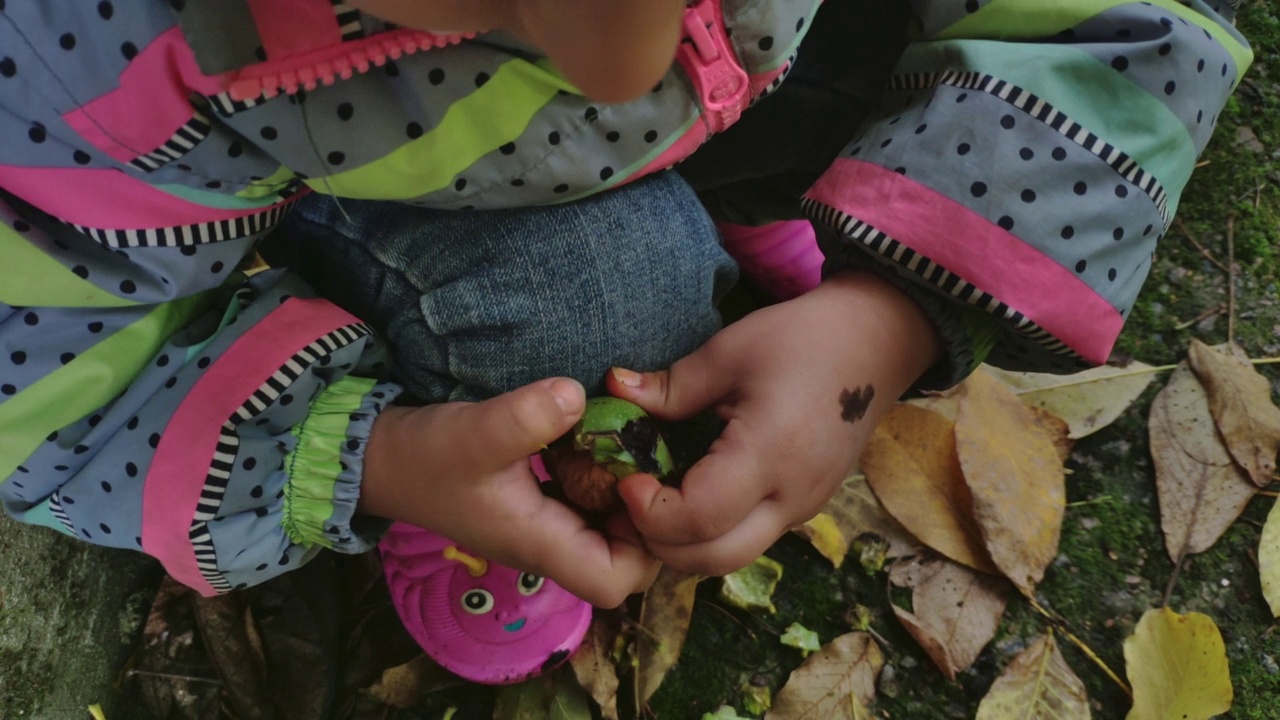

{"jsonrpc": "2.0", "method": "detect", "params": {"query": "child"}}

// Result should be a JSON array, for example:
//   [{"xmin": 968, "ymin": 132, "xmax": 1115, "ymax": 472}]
[{"xmin": 0, "ymin": 0, "xmax": 1251, "ymax": 677}]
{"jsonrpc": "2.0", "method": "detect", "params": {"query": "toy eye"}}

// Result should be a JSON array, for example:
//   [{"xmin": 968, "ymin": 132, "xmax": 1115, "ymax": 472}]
[
  {"xmin": 517, "ymin": 573, "xmax": 545, "ymax": 596},
  {"xmin": 461, "ymin": 589, "xmax": 495, "ymax": 614}
]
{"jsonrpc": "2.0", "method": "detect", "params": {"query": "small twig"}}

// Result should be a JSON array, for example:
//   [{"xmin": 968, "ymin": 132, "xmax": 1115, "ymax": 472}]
[
  {"xmin": 1176, "ymin": 218, "xmax": 1230, "ymax": 272},
  {"xmin": 1066, "ymin": 495, "xmax": 1113, "ymax": 508},
  {"xmin": 1195, "ymin": 159, "xmax": 1212, "ymax": 168},
  {"xmin": 1162, "ymin": 554, "xmax": 1187, "ymax": 608},
  {"xmin": 1247, "ymin": 548, "xmax": 1261, "ymax": 572},
  {"xmin": 1260, "ymin": 490, "xmax": 1280, "ymax": 498},
  {"xmin": 1173, "ymin": 303, "xmax": 1227, "ymax": 331},
  {"xmin": 700, "ymin": 599, "xmax": 759, "ymax": 641},
  {"xmin": 125, "ymin": 669, "xmax": 223, "ymax": 686},
  {"xmin": 1026, "ymin": 595, "xmax": 1132, "ymax": 698},
  {"xmin": 1227, "ymin": 214, "xmax": 1237, "ymax": 346}
]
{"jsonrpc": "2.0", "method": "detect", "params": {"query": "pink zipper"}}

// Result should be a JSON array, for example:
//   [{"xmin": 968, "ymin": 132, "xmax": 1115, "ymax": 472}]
[
  {"xmin": 226, "ymin": 28, "xmax": 475, "ymax": 102},
  {"xmin": 676, "ymin": 0, "xmax": 750, "ymax": 135}
]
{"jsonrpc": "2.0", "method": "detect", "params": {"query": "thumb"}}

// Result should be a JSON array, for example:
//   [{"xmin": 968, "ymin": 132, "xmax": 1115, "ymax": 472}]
[
  {"xmin": 459, "ymin": 378, "xmax": 586, "ymax": 473},
  {"xmin": 606, "ymin": 349, "xmax": 731, "ymax": 422}
]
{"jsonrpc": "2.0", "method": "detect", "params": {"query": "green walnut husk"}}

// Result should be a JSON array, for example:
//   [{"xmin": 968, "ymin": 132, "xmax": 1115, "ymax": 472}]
[{"xmin": 541, "ymin": 397, "xmax": 673, "ymax": 513}]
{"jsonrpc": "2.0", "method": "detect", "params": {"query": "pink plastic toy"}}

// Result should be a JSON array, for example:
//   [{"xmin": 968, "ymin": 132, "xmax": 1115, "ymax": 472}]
[
  {"xmin": 379, "ymin": 518, "xmax": 593, "ymax": 685},
  {"xmin": 718, "ymin": 220, "xmax": 825, "ymax": 301}
]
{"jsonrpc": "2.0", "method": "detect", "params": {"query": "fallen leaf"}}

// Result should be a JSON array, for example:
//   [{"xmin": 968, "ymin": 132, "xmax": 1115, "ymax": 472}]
[
  {"xmin": 889, "ymin": 555, "xmax": 1009, "ymax": 680},
  {"xmin": 781, "ymin": 623, "xmax": 822, "ymax": 658},
  {"xmin": 974, "ymin": 632, "xmax": 1090, "ymax": 719},
  {"xmin": 191, "ymin": 593, "xmax": 272, "ymax": 720},
  {"xmin": 793, "ymin": 474, "xmax": 918, "ymax": 565},
  {"xmin": 862, "ymin": 404, "xmax": 997, "ymax": 574},
  {"xmin": 766, "ymin": 632, "xmax": 883, "ymax": 720},
  {"xmin": 1187, "ymin": 339, "xmax": 1280, "ymax": 486},
  {"xmin": 906, "ymin": 387, "xmax": 961, "ymax": 420},
  {"xmin": 493, "ymin": 669, "xmax": 593, "ymax": 720},
  {"xmin": 635, "ymin": 567, "xmax": 703, "ymax": 709},
  {"xmin": 1258, "ymin": 497, "xmax": 1280, "ymax": 617},
  {"xmin": 955, "ymin": 370, "xmax": 1066, "ymax": 593},
  {"xmin": 569, "ymin": 616, "xmax": 621, "ymax": 720},
  {"xmin": 87, "ymin": 705, "xmax": 107, "ymax": 720},
  {"xmin": 1124, "ymin": 607, "xmax": 1232, "ymax": 720},
  {"xmin": 1029, "ymin": 406, "xmax": 1074, "ymax": 463},
  {"xmin": 742, "ymin": 684, "xmax": 772, "ymax": 716},
  {"xmin": 1149, "ymin": 362, "xmax": 1257, "ymax": 561},
  {"xmin": 983, "ymin": 361, "xmax": 1156, "ymax": 439},
  {"xmin": 720, "ymin": 555, "xmax": 784, "ymax": 614},
  {"xmin": 363, "ymin": 655, "xmax": 445, "ymax": 709}
]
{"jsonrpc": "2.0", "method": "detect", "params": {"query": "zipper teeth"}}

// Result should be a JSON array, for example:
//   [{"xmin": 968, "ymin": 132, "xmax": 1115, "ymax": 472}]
[{"xmin": 227, "ymin": 29, "xmax": 475, "ymax": 102}]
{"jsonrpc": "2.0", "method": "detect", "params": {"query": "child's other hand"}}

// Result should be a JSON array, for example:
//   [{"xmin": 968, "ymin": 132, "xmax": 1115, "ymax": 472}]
[
  {"xmin": 606, "ymin": 272, "xmax": 942, "ymax": 577},
  {"xmin": 361, "ymin": 378, "xmax": 660, "ymax": 608}
]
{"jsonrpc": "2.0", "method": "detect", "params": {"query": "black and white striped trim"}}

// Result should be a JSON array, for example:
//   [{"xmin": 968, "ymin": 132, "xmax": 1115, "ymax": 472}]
[
  {"xmin": 332, "ymin": 1, "xmax": 365, "ymax": 41},
  {"xmin": 188, "ymin": 322, "xmax": 373, "ymax": 593},
  {"xmin": 48, "ymin": 492, "xmax": 77, "ymax": 535},
  {"xmin": 802, "ymin": 197, "xmax": 1080, "ymax": 360},
  {"xmin": 752, "ymin": 53, "xmax": 797, "ymax": 104},
  {"xmin": 66, "ymin": 199, "xmax": 294, "ymax": 249},
  {"xmin": 128, "ymin": 110, "xmax": 212, "ymax": 172},
  {"xmin": 206, "ymin": 91, "xmax": 261, "ymax": 117},
  {"xmin": 887, "ymin": 70, "xmax": 1171, "ymax": 229}
]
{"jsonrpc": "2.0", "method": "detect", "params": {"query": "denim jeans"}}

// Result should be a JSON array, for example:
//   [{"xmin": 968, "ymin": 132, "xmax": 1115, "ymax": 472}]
[{"xmin": 262, "ymin": 171, "xmax": 737, "ymax": 403}]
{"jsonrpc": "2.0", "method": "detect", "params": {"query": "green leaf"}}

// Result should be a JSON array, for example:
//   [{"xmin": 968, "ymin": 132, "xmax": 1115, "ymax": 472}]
[
  {"xmin": 719, "ymin": 556, "xmax": 784, "ymax": 614},
  {"xmin": 781, "ymin": 623, "xmax": 821, "ymax": 658},
  {"xmin": 702, "ymin": 706, "xmax": 754, "ymax": 720}
]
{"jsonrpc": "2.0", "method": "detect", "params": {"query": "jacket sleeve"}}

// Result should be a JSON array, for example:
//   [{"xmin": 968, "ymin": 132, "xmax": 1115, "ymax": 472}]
[
  {"xmin": 0, "ymin": 191, "xmax": 403, "ymax": 596},
  {"xmin": 804, "ymin": 0, "xmax": 1252, "ymax": 384}
]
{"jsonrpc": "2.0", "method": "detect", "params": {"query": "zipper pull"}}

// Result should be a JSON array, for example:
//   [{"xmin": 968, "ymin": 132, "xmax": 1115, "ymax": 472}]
[{"xmin": 676, "ymin": 0, "xmax": 750, "ymax": 134}]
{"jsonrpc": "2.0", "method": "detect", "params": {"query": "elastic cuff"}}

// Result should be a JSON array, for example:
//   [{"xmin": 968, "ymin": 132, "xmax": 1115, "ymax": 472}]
[
  {"xmin": 283, "ymin": 376, "xmax": 404, "ymax": 552},
  {"xmin": 821, "ymin": 242, "xmax": 1001, "ymax": 391}
]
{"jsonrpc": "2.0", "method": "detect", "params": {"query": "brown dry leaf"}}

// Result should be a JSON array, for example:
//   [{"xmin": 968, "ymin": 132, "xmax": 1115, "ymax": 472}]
[
  {"xmin": 1149, "ymin": 362, "xmax": 1257, "ymax": 562},
  {"xmin": 1030, "ymin": 406, "xmax": 1075, "ymax": 463},
  {"xmin": 1124, "ymin": 607, "xmax": 1233, "ymax": 720},
  {"xmin": 862, "ymin": 404, "xmax": 997, "ymax": 574},
  {"xmin": 191, "ymin": 594, "xmax": 272, "ymax": 720},
  {"xmin": 1187, "ymin": 339, "xmax": 1280, "ymax": 486},
  {"xmin": 955, "ymin": 369, "xmax": 1066, "ymax": 593},
  {"xmin": 570, "ymin": 616, "xmax": 621, "ymax": 720},
  {"xmin": 634, "ymin": 567, "xmax": 703, "ymax": 710},
  {"xmin": 765, "ymin": 632, "xmax": 883, "ymax": 720},
  {"xmin": 363, "ymin": 655, "xmax": 446, "ymax": 709},
  {"xmin": 983, "ymin": 361, "xmax": 1156, "ymax": 439},
  {"xmin": 793, "ymin": 473, "xmax": 919, "ymax": 568},
  {"xmin": 889, "ymin": 555, "xmax": 1009, "ymax": 680},
  {"xmin": 974, "ymin": 632, "xmax": 1090, "ymax": 719}
]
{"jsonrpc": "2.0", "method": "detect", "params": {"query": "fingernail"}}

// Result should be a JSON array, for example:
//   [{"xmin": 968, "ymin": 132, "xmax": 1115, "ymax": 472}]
[
  {"xmin": 550, "ymin": 378, "xmax": 585, "ymax": 414},
  {"xmin": 612, "ymin": 367, "xmax": 643, "ymax": 389}
]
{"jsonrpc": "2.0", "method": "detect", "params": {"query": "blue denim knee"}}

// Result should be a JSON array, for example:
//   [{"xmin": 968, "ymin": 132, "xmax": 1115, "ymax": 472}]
[{"xmin": 268, "ymin": 171, "xmax": 738, "ymax": 402}]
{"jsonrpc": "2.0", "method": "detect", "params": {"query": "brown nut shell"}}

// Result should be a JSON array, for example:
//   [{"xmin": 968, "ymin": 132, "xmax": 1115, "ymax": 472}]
[{"xmin": 541, "ymin": 441, "xmax": 624, "ymax": 513}]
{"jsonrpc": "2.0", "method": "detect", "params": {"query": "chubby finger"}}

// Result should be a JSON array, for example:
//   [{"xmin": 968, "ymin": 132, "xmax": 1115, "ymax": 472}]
[
  {"xmin": 645, "ymin": 501, "xmax": 787, "ymax": 577},
  {"xmin": 617, "ymin": 428, "xmax": 770, "ymax": 545},
  {"xmin": 458, "ymin": 378, "xmax": 585, "ymax": 475},
  {"xmin": 607, "ymin": 351, "xmax": 734, "ymax": 423}
]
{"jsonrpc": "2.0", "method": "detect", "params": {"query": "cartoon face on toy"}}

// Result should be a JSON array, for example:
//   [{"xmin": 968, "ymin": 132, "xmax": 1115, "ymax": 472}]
[{"xmin": 379, "ymin": 522, "xmax": 593, "ymax": 685}]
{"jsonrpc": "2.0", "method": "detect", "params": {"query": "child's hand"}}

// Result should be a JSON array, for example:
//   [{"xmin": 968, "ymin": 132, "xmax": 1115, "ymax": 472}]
[
  {"xmin": 360, "ymin": 378, "xmax": 660, "ymax": 608},
  {"xmin": 606, "ymin": 272, "xmax": 942, "ymax": 576}
]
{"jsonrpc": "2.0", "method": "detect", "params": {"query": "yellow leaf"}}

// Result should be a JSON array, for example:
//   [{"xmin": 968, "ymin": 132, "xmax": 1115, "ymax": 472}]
[
  {"xmin": 862, "ymin": 405, "xmax": 997, "ymax": 574},
  {"xmin": 87, "ymin": 705, "xmax": 107, "ymax": 720},
  {"xmin": 983, "ymin": 361, "xmax": 1156, "ymax": 439},
  {"xmin": 975, "ymin": 633, "xmax": 1090, "ymax": 719},
  {"xmin": 1258, "ymin": 497, "xmax": 1280, "ymax": 617},
  {"xmin": 793, "ymin": 473, "xmax": 919, "ymax": 566},
  {"xmin": 888, "ymin": 555, "xmax": 1009, "ymax": 680},
  {"xmin": 1187, "ymin": 339, "xmax": 1280, "ymax": 486},
  {"xmin": 569, "ymin": 616, "xmax": 621, "ymax": 720},
  {"xmin": 1149, "ymin": 362, "xmax": 1257, "ymax": 562},
  {"xmin": 955, "ymin": 370, "xmax": 1066, "ymax": 593},
  {"xmin": 1124, "ymin": 607, "xmax": 1232, "ymax": 720},
  {"xmin": 794, "ymin": 512, "xmax": 848, "ymax": 569},
  {"xmin": 765, "ymin": 632, "xmax": 883, "ymax": 720},
  {"xmin": 635, "ymin": 567, "xmax": 702, "ymax": 709}
]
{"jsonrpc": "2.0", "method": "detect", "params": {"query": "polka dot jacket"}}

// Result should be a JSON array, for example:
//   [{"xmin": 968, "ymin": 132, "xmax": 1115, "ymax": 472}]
[{"xmin": 0, "ymin": 0, "xmax": 1252, "ymax": 594}]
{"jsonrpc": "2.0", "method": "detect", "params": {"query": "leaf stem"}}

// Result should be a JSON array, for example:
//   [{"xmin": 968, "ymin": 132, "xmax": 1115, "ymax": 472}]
[
  {"xmin": 1161, "ymin": 554, "xmax": 1187, "ymax": 608},
  {"xmin": 1026, "ymin": 595, "xmax": 1132, "ymax": 698},
  {"xmin": 1066, "ymin": 495, "xmax": 1113, "ymax": 508}
]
